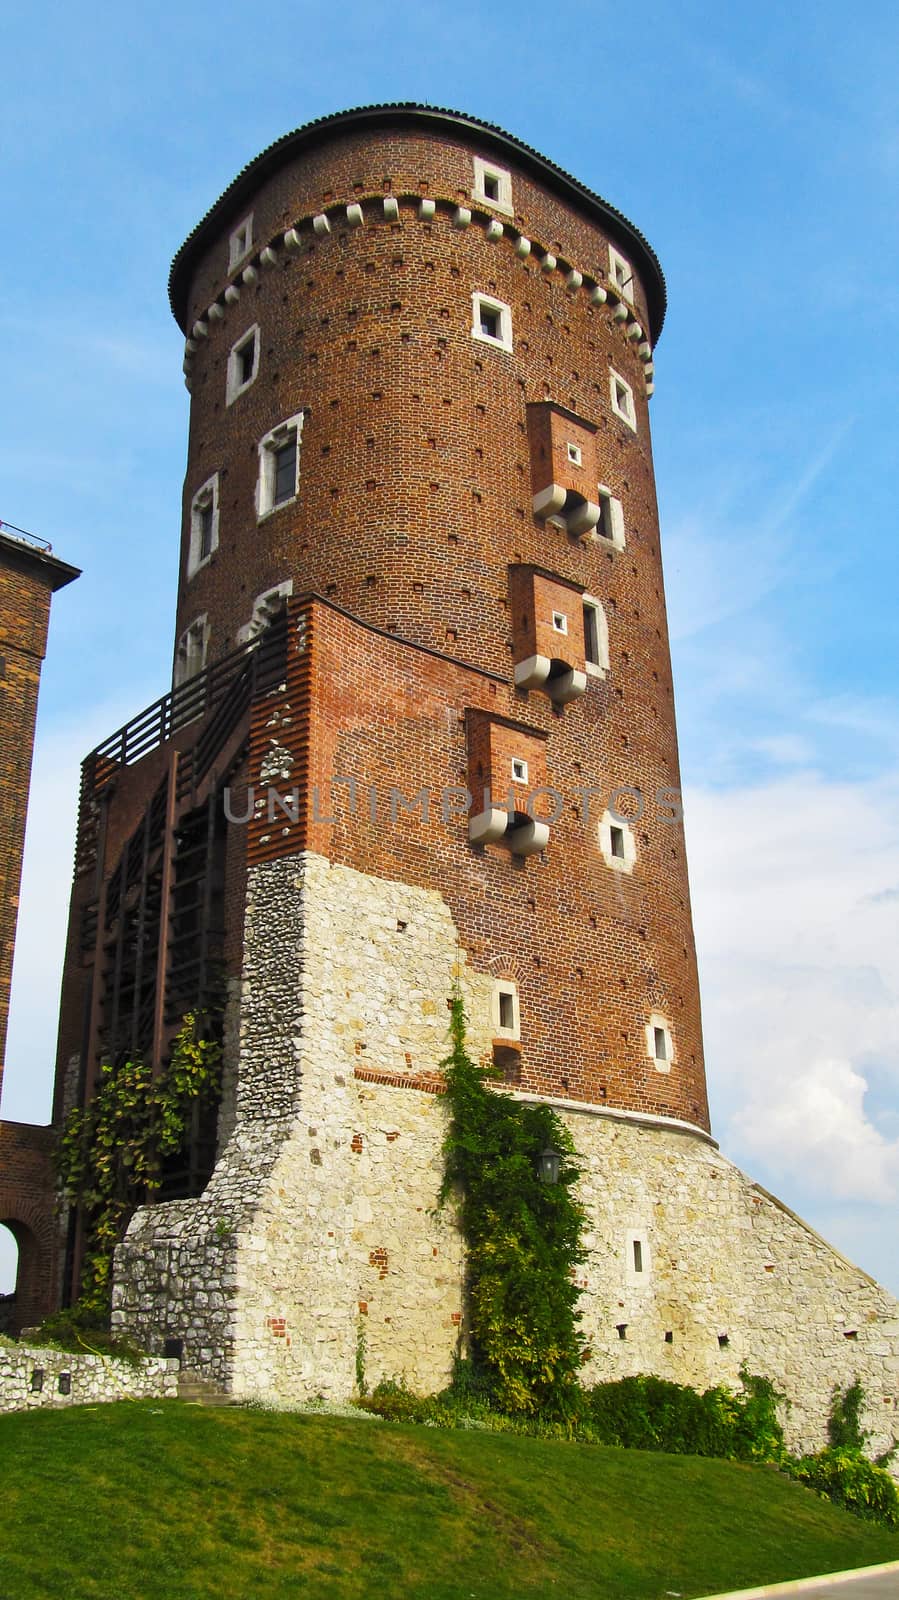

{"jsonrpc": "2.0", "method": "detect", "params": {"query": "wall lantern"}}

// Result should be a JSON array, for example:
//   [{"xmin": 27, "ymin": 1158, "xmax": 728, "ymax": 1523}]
[{"xmin": 538, "ymin": 1145, "xmax": 562, "ymax": 1185}]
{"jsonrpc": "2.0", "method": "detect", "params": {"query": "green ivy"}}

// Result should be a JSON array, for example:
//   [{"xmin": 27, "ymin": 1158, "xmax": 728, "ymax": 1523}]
[
  {"xmin": 786, "ymin": 1447, "xmax": 899, "ymax": 1526},
  {"xmin": 438, "ymin": 993, "xmax": 586, "ymax": 1417},
  {"xmin": 56, "ymin": 1012, "xmax": 223, "ymax": 1326}
]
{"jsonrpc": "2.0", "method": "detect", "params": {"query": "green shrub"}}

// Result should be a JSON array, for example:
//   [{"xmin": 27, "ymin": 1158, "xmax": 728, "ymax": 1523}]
[
  {"xmin": 27, "ymin": 1307, "xmax": 146, "ymax": 1367},
  {"xmin": 786, "ymin": 1448, "xmax": 899, "ymax": 1527},
  {"xmin": 357, "ymin": 1379, "xmax": 439, "ymax": 1425},
  {"xmin": 586, "ymin": 1370, "xmax": 786, "ymax": 1463}
]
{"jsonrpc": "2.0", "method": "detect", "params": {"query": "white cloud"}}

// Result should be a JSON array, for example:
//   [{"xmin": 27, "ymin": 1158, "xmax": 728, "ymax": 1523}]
[
  {"xmin": 686, "ymin": 769, "xmax": 899, "ymax": 1288},
  {"xmin": 2, "ymin": 695, "xmax": 144, "ymax": 1127}
]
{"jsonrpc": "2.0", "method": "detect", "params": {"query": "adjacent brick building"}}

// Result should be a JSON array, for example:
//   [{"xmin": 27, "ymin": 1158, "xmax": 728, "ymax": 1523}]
[
  {"xmin": 40, "ymin": 107, "xmax": 899, "ymax": 1453},
  {"xmin": 0, "ymin": 526, "xmax": 79, "ymax": 1331}
]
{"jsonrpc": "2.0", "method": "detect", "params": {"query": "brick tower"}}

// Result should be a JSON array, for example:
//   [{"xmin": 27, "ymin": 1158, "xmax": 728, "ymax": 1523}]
[
  {"xmin": 0, "ymin": 525, "xmax": 79, "ymax": 1332},
  {"xmin": 50, "ymin": 107, "xmax": 899, "ymax": 1456}
]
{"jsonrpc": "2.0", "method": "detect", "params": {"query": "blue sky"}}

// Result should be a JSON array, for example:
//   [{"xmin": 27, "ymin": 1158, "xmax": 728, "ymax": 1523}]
[{"xmin": 3, "ymin": 0, "xmax": 898, "ymax": 1296}]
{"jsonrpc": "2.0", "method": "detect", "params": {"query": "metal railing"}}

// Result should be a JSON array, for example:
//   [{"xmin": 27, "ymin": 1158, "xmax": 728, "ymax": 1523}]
[{"xmin": 86, "ymin": 617, "xmax": 289, "ymax": 782}]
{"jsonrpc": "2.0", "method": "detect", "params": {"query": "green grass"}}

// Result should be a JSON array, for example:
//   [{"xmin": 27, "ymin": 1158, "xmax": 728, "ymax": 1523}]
[{"xmin": 1, "ymin": 1403, "xmax": 898, "ymax": 1600}]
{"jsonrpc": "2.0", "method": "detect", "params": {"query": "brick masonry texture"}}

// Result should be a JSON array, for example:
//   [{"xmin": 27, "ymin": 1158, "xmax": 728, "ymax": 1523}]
[
  {"xmin": 45, "ymin": 111, "xmax": 899, "ymax": 1445},
  {"xmin": 0, "ymin": 531, "xmax": 77, "ymax": 1330}
]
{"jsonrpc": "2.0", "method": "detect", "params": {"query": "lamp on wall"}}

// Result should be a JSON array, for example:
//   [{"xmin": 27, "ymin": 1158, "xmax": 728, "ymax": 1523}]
[{"xmin": 538, "ymin": 1146, "xmax": 562, "ymax": 1186}]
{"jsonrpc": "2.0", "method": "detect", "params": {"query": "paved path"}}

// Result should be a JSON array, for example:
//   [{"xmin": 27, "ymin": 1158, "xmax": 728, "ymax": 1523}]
[{"xmin": 699, "ymin": 1561, "xmax": 899, "ymax": 1599}]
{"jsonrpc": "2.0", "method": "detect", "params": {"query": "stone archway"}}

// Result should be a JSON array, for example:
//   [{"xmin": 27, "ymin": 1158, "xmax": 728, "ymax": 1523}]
[{"xmin": 0, "ymin": 1198, "xmax": 56, "ymax": 1334}]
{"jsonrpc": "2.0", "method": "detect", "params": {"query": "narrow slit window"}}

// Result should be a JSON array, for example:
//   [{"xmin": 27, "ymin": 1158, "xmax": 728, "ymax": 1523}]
[
  {"xmin": 654, "ymin": 1025, "xmax": 667, "ymax": 1061},
  {"xmin": 610, "ymin": 825, "xmax": 626, "ymax": 860},
  {"xmin": 633, "ymin": 1239, "xmax": 643, "ymax": 1273},
  {"xmin": 199, "ymin": 501, "xmax": 215, "ymax": 563},
  {"xmin": 498, "ymin": 991, "xmax": 515, "ymax": 1031}
]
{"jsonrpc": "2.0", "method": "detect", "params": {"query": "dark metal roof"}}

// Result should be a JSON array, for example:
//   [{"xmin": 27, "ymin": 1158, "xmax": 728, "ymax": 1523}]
[{"xmin": 168, "ymin": 103, "xmax": 667, "ymax": 342}]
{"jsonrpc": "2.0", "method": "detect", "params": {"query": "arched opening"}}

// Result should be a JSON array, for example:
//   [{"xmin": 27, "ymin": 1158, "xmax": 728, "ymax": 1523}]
[
  {"xmin": 0, "ymin": 1214, "xmax": 52, "ymax": 1336},
  {"xmin": 0, "ymin": 1222, "xmax": 20, "ymax": 1333}
]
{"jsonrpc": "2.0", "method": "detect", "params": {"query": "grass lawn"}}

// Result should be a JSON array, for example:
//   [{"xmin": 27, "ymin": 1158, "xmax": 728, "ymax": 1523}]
[{"xmin": 1, "ymin": 1402, "xmax": 898, "ymax": 1600}]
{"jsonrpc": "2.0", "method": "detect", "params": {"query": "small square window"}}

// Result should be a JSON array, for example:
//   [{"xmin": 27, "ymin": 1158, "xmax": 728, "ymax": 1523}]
[
  {"xmin": 472, "ymin": 294, "xmax": 513, "ymax": 352},
  {"xmin": 566, "ymin": 442, "xmax": 582, "ymax": 466},
  {"xmin": 552, "ymin": 611, "xmax": 568, "ymax": 634},
  {"xmin": 472, "ymin": 157, "xmax": 513, "ymax": 216},
  {"xmin": 492, "ymin": 980, "xmax": 520, "ymax": 1039},
  {"xmin": 226, "ymin": 325, "xmax": 260, "ymax": 405},
  {"xmin": 600, "ymin": 810, "xmax": 634, "ymax": 872},
  {"xmin": 511, "ymin": 757, "xmax": 528, "ymax": 783},
  {"xmin": 609, "ymin": 245, "xmax": 634, "ymax": 301},
  {"xmin": 229, "ymin": 215, "xmax": 254, "ymax": 272},
  {"xmin": 610, "ymin": 371, "xmax": 637, "ymax": 431}
]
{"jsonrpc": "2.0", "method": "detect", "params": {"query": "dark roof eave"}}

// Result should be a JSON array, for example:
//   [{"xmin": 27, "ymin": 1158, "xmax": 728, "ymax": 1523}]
[
  {"xmin": 168, "ymin": 103, "xmax": 666, "ymax": 343},
  {"xmin": 0, "ymin": 530, "xmax": 80, "ymax": 592}
]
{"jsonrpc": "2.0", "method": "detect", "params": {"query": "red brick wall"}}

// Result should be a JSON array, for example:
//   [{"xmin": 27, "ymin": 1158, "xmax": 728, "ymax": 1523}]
[
  {"xmin": 0, "ymin": 551, "xmax": 53, "ymax": 1100},
  {"xmin": 0, "ymin": 1121, "xmax": 58, "ymax": 1331},
  {"xmin": 241, "ymin": 596, "xmax": 708, "ymax": 1129},
  {"xmin": 172, "ymin": 126, "xmax": 659, "ymax": 705}
]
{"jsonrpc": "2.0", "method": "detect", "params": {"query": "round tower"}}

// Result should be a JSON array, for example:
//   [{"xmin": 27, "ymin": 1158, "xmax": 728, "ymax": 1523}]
[{"xmin": 169, "ymin": 104, "xmax": 706, "ymax": 1132}]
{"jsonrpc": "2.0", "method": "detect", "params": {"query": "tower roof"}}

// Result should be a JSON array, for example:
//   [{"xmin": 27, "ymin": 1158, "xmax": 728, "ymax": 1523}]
[{"xmin": 168, "ymin": 103, "xmax": 667, "ymax": 341}]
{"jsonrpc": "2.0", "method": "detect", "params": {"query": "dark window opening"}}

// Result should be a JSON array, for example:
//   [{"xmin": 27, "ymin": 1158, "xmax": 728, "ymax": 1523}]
[
  {"xmin": 483, "ymin": 172, "xmax": 500, "ymax": 201},
  {"xmin": 237, "ymin": 337, "xmax": 255, "ymax": 387},
  {"xmin": 584, "ymin": 604, "xmax": 600, "ymax": 665},
  {"xmin": 30, "ymin": 1369, "xmax": 44, "ymax": 1392},
  {"xmin": 664, "ymin": 1331, "xmax": 673, "ymax": 1344},
  {"xmin": 654, "ymin": 1025, "xmax": 667, "ymax": 1060},
  {"xmin": 498, "ymin": 991, "xmax": 515, "ymax": 1031},
  {"xmin": 718, "ymin": 1334, "xmax": 729, "ymax": 1349},
  {"xmin": 273, "ymin": 439, "xmax": 296, "ymax": 505},
  {"xmin": 58, "ymin": 1372, "xmax": 71, "ymax": 1395},
  {"xmin": 632, "ymin": 1239, "xmax": 643, "ymax": 1273},
  {"xmin": 616, "ymin": 1323, "xmax": 627, "ymax": 1340},
  {"xmin": 199, "ymin": 502, "xmax": 215, "ymax": 562},
  {"xmin": 479, "ymin": 304, "xmax": 501, "ymax": 340},
  {"xmin": 610, "ymin": 825, "xmax": 626, "ymax": 861}
]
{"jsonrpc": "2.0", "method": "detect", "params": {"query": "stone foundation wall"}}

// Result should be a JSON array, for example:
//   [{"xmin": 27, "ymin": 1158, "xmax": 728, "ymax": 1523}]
[
  {"xmin": 112, "ymin": 854, "xmax": 899, "ymax": 1462},
  {"xmin": 0, "ymin": 1341, "xmax": 178, "ymax": 1412}
]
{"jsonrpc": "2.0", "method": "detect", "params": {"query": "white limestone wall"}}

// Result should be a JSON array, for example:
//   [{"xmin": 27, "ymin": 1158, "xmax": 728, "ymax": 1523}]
[
  {"xmin": 112, "ymin": 853, "xmax": 899, "ymax": 1462},
  {"xmin": 113, "ymin": 852, "xmax": 490, "ymax": 1401},
  {"xmin": 0, "ymin": 1340, "xmax": 178, "ymax": 1412}
]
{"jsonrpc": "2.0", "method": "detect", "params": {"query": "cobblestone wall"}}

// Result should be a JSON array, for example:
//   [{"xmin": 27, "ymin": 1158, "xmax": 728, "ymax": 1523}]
[
  {"xmin": 112, "ymin": 854, "xmax": 899, "ymax": 1461},
  {"xmin": 0, "ymin": 1341, "xmax": 178, "ymax": 1412}
]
